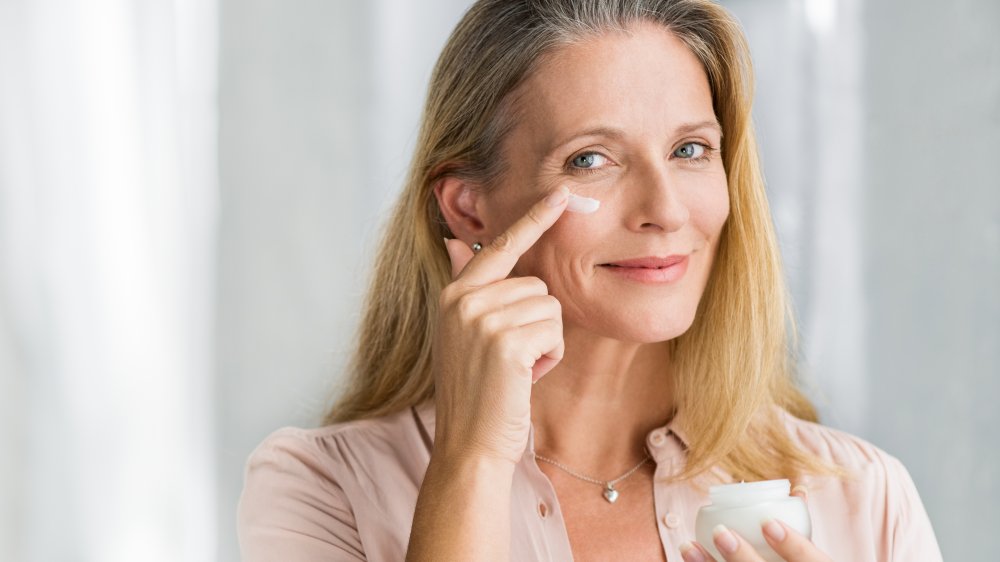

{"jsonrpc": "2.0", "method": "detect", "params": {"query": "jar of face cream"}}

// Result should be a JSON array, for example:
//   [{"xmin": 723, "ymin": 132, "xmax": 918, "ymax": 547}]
[{"xmin": 695, "ymin": 479, "xmax": 811, "ymax": 562}]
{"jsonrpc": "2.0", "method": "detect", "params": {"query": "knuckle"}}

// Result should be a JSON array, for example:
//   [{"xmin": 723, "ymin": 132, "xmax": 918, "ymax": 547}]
[
  {"xmin": 534, "ymin": 317, "xmax": 561, "ymax": 340},
  {"xmin": 526, "ymin": 276, "xmax": 549, "ymax": 294},
  {"xmin": 489, "ymin": 230, "xmax": 516, "ymax": 255},
  {"xmin": 493, "ymin": 331, "xmax": 524, "ymax": 362},
  {"xmin": 439, "ymin": 284, "xmax": 458, "ymax": 306},
  {"xmin": 524, "ymin": 207, "xmax": 545, "ymax": 228},
  {"xmin": 477, "ymin": 311, "xmax": 503, "ymax": 335},
  {"xmin": 455, "ymin": 293, "xmax": 482, "ymax": 320}
]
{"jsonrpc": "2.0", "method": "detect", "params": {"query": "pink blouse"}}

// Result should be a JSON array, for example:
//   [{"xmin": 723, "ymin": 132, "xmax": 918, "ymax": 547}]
[{"xmin": 237, "ymin": 400, "xmax": 943, "ymax": 561}]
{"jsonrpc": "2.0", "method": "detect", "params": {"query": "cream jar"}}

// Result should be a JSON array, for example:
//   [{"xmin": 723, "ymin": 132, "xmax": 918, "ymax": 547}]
[{"xmin": 695, "ymin": 479, "xmax": 811, "ymax": 562}]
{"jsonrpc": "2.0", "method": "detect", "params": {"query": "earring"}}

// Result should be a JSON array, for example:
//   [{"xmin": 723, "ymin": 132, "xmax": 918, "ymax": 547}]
[{"xmin": 472, "ymin": 242, "xmax": 483, "ymax": 253}]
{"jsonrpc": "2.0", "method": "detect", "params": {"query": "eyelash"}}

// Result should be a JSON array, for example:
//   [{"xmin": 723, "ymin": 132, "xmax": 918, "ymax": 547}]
[{"xmin": 566, "ymin": 142, "xmax": 720, "ymax": 175}]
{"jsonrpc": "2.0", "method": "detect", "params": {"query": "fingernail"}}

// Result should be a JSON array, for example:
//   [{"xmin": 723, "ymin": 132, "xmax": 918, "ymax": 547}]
[
  {"xmin": 545, "ymin": 186, "xmax": 569, "ymax": 207},
  {"xmin": 713, "ymin": 524, "xmax": 738, "ymax": 554},
  {"xmin": 566, "ymin": 193, "xmax": 600, "ymax": 213},
  {"xmin": 679, "ymin": 542, "xmax": 706, "ymax": 562},
  {"xmin": 763, "ymin": 519, "xmax": 786, "ymax": 542},
  {"xmin": 791, "ymin": 484, "xmax": 808, "ymax": 501}
]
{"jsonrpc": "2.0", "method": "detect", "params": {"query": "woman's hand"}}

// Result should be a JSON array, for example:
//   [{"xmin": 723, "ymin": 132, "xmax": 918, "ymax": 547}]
[
  {"xmin": 679, "ymin": 522, "xmax": 831, "ymax": 562},
  {"xmin": 433, "ymin": 186, "xmax": 570, "ymax": 467},
  {"xmin": 680, "ymin": 487, "xmax": 832, "ymax": 562}
]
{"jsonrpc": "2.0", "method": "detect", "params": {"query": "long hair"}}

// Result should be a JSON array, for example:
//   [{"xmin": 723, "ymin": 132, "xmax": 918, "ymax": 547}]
[{"xmin": 323, "ymin": 0, "xmax": 837, "ymax": 483}]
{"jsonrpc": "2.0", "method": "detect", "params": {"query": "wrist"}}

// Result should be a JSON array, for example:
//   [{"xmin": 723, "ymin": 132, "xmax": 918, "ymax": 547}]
[
  {"xmin": 427, "ymin": 450, "xmax": 518, "ymax": 482},
  {"xmin": 408, "ymin": 448, "xmax": 515, "ymax": 561}
]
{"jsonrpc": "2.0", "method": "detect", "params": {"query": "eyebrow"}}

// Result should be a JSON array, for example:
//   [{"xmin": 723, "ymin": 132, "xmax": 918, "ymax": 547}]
[{"xmin": 545, "ymin": 120, "xmax": 723, "ymax": 157}]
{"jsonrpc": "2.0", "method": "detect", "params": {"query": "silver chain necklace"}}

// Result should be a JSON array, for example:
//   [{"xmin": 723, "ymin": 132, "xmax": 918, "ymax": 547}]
[{"xmin": 532, "ymin": 451, "xmax": 651, "ymax": 504}]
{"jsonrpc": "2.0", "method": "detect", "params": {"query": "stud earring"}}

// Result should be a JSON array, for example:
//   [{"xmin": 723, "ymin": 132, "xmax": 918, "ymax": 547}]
[{"xmin": 471, "ymin": 242, "xmax": 483, "ymax": 253}]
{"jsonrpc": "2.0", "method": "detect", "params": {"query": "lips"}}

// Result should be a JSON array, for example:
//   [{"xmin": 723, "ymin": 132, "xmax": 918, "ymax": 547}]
[
  {"xmin": 601, "ymin": 255, "xmax": 688, "ymax": 268},
  {"xmin": 599, "ymin": 254, "xmax": 690, "ymax": 284}
]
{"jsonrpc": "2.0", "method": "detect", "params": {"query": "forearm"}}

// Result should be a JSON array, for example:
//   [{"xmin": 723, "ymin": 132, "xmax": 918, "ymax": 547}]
[{"xmin": 406, "ymin": 454, "xmax": 516, "ymax": 561}]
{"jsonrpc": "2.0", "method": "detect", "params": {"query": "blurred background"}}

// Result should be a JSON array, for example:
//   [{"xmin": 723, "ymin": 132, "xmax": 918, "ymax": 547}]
[{"xmin": 1, "ymin": 0, "xmax": 996, "ymax": 560}]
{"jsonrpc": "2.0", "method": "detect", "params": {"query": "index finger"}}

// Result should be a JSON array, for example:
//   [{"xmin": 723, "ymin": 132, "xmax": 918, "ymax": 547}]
[
  {"xmin": 456, "ymin": 186, "xmax": 569, "ymax": 286},
  {"xmin": 762, "ymin": 519, "xmax": 831, "ymax": 562}
]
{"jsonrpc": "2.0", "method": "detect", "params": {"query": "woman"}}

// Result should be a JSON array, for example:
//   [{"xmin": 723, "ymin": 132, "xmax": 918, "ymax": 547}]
[{"xmin": 237, "ymin": 1, "xmax": 942, "ymax": 560}]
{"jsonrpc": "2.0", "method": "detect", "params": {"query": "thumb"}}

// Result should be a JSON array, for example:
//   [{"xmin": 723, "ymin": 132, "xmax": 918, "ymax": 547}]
[{"xmin": 443, "ymin": 237, "xmax": 475, "ymax": 280}]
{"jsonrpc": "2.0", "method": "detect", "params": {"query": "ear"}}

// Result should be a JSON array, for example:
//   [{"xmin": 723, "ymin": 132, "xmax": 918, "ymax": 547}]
[{"xmin": 433, "ymin": 176, "xmax": 490, "ymax": 244}]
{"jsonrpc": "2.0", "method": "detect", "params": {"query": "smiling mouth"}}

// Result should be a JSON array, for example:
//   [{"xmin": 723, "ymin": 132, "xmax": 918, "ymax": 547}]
[
  {"xmin": 596, "ymin": 255, "xmax": 691, "ymax": 284},
  {"xmin": 600, "ymin": 264, "xmax": 674, "ymax": 269},
  {"xmin": 599, "ymin": 255, "xmax": 689, "ymax": 269}
]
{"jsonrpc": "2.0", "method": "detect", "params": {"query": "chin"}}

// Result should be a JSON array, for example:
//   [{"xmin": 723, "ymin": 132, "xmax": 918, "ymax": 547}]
[{"xmin": 593, "ymin": 309, "xmax": 698, "ymax": 344}]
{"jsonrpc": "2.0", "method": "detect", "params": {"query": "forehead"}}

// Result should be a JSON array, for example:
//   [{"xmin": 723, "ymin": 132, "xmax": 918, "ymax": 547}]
[{"xmin": 512, "ymin": 22, "xmax": 716, "ymax": 153}]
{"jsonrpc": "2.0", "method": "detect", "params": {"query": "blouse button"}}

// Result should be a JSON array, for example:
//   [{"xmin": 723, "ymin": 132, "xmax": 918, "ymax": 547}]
[
  {"xmin": 538, "ymin": 501, "xmax": 548, "ymax": 519},
  {"xmin": 663, "ymin": 512, "xmax": 681, "ymax": 529}
]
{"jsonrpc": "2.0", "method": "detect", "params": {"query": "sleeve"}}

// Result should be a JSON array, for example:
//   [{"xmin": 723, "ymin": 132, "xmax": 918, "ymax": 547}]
[
  {"xmin": 237, "ymin": 429, "xmax": 367, "ymax": 562},
  {"xmin": 882, "ymin": 453, "xmax": 944, "ymax": 562}
]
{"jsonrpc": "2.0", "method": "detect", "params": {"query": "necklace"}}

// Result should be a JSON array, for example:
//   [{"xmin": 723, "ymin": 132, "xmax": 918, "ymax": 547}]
[{"xmin": 533, "ymin": 451, "xmax": 651, "ymax": 504}]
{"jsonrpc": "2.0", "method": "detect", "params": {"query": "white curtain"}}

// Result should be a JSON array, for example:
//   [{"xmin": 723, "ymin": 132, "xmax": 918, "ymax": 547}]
[
  {"xmin": 0, "ymin": 1, "xmax": 217, "ymax": 560},
  {"xmin": 725, "ymin": 0, "xmax": 867, "ymax": 433}
]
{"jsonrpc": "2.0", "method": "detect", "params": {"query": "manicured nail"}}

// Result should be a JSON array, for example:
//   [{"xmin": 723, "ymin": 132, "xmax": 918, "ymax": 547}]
[
  {"xmin": 763, "ymin": 519, "xmax": 786, "ymax": 542},
  {"xmin": 713, "ymin": 524, "xmax": 739, "ymax": 554},
  {"xmin": 566, "ymin": 192, "xmax": 600, "ymax": 213},
  {"xmin": 545, "ymin": 186, "xmax": 569, "ymax": 207},
  {"xmin": 679, "ymin": 541, "xmax": 706, "ymax": 562}
]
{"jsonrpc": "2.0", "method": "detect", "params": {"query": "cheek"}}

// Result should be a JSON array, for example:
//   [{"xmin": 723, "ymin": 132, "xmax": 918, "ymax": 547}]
[
  {"xmin": 510, "ymin": 216, "xmax": 608, "ymax": 283},
  {"xmin": 689, "ymin": 179, "xmax": 730, "ymax": 240}
]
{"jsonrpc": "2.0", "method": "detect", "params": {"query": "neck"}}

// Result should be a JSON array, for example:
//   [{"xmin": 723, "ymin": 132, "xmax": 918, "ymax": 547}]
[{"xmin": 529, "ymin": 323, "xmax": 676, "ymax": 477}]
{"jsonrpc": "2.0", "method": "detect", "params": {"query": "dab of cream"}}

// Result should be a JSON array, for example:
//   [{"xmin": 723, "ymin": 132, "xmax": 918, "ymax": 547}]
[{"xmin": 567, "ymin": 192, "xmax": 600, "ymax": 214}]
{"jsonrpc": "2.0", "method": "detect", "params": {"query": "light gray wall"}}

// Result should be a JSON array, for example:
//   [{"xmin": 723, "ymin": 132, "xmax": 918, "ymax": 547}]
[
  {"xmin": 726, "ymin": 0, "xmax": 999, "ymax": 560},
  {"xmin": 861, "ymin": 1, "xmax": 999, "ymax": 560},
  {"xmin": 216, "ymin": 2, "xmax": 372, "ymax": 560},
  {"xmin": 216, "ymin": 1, "xmax": 470, "ymax": 561},
  {"xmin": 217, "ymin": 1, "xmax": 999, "ymax": 560}
]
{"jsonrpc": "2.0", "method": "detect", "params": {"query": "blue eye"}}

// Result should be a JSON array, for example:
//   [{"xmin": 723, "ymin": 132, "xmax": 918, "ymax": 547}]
[
  {"xmin": 571, "ymin": 152, "xmax": 608, "ymax": 169},
  {"xmin": 674, "ymin": 142, "xmax": 707, "ymax": 159}
]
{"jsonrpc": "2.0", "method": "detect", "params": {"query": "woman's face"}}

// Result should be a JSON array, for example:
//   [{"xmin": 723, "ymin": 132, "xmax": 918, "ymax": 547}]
[{"xmin": 481, "ymin": 22, "xmax": 730, "ymax": 343}]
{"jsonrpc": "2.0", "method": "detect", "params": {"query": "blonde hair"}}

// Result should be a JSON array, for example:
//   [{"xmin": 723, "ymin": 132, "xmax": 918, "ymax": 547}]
[{"xmin": 323, "ymin": 0, "xmax": 839, "ymax": 483}]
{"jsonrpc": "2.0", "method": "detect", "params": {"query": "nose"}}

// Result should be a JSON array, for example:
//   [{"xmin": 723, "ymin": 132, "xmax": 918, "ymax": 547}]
[{"xmin": 623, "ymin": 163, "xmax": 690, "ymax": 233}]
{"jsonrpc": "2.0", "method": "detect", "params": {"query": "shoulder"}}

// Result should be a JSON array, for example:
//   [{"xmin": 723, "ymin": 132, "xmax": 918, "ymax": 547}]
[
  {"xmin": 773, "ymin": 408, "xmax": 943, "ymax": 561},
  {"xmin": 775, "ymin": 408, "xmax": 904, "ymax": 475},
  {"xmin": 775, "ymin": 407, "xmax": 918, "ymax": 496},
  {"xmin": 237, "ymin": 423, "xmax": 377, "ymax": 561},
  {"xmin": 238, "ymin": 407, "xmax": 430, "ymax": 561},
  {"xmin": 246, "ymin": 416, "xmax": 393, "ymax": 468},
  {"xmin": 241, "ymin": 424, "xmax": 364, "ymax": 494},
  {"xmin": 243, "ymin": 406, "xmax": 428, "ymax": 490}
]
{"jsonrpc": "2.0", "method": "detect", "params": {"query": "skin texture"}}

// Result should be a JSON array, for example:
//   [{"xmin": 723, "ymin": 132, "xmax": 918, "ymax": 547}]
[
  {"xmin": 438, "ymin": 21, "xmax": 728, "ymax": 476},
  {"xmin": 432, "ymin": 20, "xmax": 832, "ymax": 562}
]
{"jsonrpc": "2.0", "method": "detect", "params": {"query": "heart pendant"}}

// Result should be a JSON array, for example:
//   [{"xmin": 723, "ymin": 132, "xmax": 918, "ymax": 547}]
[{"xmin": 603, "ymin": 486, "xmax": 619, "ymax": 503}]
